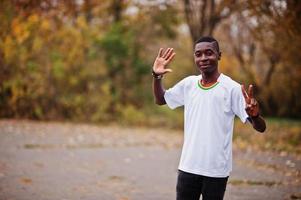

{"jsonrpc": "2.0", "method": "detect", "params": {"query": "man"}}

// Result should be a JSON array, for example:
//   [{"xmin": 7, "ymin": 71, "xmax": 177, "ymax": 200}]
[{"xmin": 152, "ymin": 36, "xmax": 266, "ymax": 200}]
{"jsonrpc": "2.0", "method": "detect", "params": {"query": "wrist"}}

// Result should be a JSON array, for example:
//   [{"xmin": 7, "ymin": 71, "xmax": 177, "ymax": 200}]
[{"xmin": 152, "ymin": 70, "xmax": 163, "ymax": 79}]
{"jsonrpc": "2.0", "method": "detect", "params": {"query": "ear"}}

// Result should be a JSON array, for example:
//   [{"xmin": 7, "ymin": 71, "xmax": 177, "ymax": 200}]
[{"xmin": 218, "ymin": 52, "xmax": 222, "ymax": 60}]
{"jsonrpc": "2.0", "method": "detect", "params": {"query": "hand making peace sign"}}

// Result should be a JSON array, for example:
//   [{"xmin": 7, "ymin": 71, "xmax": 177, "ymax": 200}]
[
  {"xmin": 241, "ymin": 85, "xmax": 259, "ymax": 117},
  {"xmin": 152, "ymin": 48, "xmax": 176, "ymax": 75}
]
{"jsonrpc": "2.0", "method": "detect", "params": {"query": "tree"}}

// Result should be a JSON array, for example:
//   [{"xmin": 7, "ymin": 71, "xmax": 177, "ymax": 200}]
[
  {"xmin": 182, "ymin": 0, "xmax": 238, "ymax": 43},
  {"xmin": 219, "ymin": 0, "xmax": 301, "ymax": 117}
]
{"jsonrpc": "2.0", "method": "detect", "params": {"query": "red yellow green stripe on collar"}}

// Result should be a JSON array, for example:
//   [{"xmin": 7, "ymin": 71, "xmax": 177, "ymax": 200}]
[{"xmin": 198, "ymin": 80, "xmax": 219, "ymax": 90}]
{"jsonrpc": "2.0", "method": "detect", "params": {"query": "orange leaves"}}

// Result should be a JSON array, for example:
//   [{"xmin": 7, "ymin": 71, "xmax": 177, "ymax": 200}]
[
  {"xmin": 3, "ymin": 36, "xmax": 15, "ymax": 62},
  {"xmin": 11, "ymin": 18, "xmax": 29, "ymax": 44},
  {"xmin": 11, "ymin": 14, "xmax": 40, "ymax": 44}
]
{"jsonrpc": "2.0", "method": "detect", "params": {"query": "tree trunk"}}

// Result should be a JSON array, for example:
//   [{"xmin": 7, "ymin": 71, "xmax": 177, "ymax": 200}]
[{"xmin": 182, "ymin": 0, "xmax": 236, "ymax": 43}]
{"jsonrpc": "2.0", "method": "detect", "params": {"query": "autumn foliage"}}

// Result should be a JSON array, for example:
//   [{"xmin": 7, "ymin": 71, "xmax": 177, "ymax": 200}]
[{"xmin": 0, "ymin": 0, "xmax": 300, "ymax": 124}]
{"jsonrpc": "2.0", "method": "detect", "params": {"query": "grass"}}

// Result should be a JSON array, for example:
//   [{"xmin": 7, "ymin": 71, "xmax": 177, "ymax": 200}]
[
  {"xmin": 10, "ymin": 110, "xmax": 301, "ymax": 156},
  {"xmin": 120, "ymin": 107, "xmax": 301, "ymax": 156},
  {"xmin": 233, "ymin": 117, "xmax": 301, "ymax": 155}
]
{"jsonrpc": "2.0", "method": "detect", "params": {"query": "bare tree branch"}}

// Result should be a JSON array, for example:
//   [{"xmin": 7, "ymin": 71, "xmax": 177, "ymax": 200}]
[{"xmin": 182, "ymin": 0, "xmax": 237, "ymax": 43}]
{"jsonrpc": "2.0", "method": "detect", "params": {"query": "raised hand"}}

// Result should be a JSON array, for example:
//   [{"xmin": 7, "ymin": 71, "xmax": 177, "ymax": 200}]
[
  {"xmin": 153, "ymin": 48, "xmax": 176, "ymax": 75},
  {"xmin": 241, "ymin": 84, "xmax": 259, "ymax": 117}
]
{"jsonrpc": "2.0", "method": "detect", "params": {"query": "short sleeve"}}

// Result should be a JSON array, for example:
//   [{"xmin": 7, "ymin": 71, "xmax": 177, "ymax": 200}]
[
  {"xmin": 231, "ymin": 85, "xmax": 249, "ymax": 123},
  {"xmin": 164, "ymin": 78, "xmax": 188, "ymax": 109}
]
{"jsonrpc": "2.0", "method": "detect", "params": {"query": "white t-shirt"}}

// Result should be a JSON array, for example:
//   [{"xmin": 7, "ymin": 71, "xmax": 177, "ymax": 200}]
[{"xmin": 164, "ymin": 73, "xmax": 249, "ymax": 177}]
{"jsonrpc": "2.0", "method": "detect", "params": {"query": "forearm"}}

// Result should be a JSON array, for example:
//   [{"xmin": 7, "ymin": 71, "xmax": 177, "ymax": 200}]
[
  {"xmin": 152, "ymin": 77, "xmax": 166, "ymax": 105},
  {"xmin": 249, "ymin": 115, "xmax": 266, "ymax": 133}
]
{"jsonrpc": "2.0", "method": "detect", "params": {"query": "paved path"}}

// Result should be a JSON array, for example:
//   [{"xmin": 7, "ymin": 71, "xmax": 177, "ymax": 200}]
[{"xmin": 0, "ymin": 120, "xmax": 300, "ymax": 200}]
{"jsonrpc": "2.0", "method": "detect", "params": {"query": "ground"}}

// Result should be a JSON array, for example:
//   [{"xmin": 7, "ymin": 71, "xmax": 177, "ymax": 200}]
[{"xmin": 0, "ymin": 120, "xmax": 300, "ymax": 200}]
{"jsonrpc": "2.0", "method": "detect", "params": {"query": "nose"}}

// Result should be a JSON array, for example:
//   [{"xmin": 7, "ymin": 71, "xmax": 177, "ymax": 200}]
[{"xmin": 200, "ymin": 53, "xmax": 207, "ymax": 61}]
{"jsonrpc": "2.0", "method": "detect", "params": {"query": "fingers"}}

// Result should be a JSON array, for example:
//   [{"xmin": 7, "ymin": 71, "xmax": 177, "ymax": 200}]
[
  {"xmin": 162, "ymin": 48, "xmax": 174, "ymax": 59},
  {"xmin": 248, "ymin": 85, "xmax": 254, "ymax": 98},
  {"xmin": 166, "ymin": 52, "xmax": 176, "ymax": 63},
  {"xmin": 243, "ymin": 84, "xmax": 259, "ymax": 117},
  {"xmin": 155, "ymin": 48, "xmax": 175, "ymax": 74},
  {"xmin": 166, "ymin": 49, "xmax": 174, "ymax": 60},
  {"xmin": 245, "ymin": 97, "xmax": 258, "ymax": 108},
  {"xmin": 245, "ymin": 101, "xmax": 259, "ymax": 117},
  {"xmin": 250, "ymin": 98, "xmax": 255, "ymax": 105},
  {"xmin": 162, "ymin": 48, "xmax": 171, "ymax": 58},
  {"xmin": 158, "ymin": 47, "xmax": 175, "ymax": 64},
  {"xmin": 245, "ymin": 106, "xmax": 253, "ymax": 116},
  {"xmin": 158, "ymin": 48, "xmax": 163, "ymax": 57}
]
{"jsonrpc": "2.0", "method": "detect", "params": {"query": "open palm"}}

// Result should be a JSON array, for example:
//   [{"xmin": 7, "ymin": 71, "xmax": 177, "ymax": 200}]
[{"xmin": 153, "ymin": 48, "xmax": 176, "ymax": 75}]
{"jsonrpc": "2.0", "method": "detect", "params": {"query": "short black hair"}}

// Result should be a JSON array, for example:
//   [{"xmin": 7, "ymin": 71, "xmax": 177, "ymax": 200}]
[{"xmin": 195, "ymin": 36, "xmax": 220, "ymax": 53}]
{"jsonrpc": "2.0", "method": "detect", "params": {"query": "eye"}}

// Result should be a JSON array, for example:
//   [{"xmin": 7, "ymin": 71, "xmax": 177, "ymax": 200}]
[
  {"xmin": 205, "ymin": 50, "xmax": 213, "ymax": 56},
  {"xmin": 195, "ymin": 52, "xmax": 201, "ymax": 57}
]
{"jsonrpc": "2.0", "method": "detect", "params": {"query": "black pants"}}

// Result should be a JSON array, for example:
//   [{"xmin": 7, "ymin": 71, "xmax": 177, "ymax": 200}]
[{"xmin": 176, "ymin": 170, "xmax": 228, "ymax": 200}]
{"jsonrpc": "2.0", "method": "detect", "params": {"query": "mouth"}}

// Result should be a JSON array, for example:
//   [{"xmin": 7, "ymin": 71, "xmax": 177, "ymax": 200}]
[{"xmin": 198, "ymin": 64, "xmax": 211, "ymax": 68}]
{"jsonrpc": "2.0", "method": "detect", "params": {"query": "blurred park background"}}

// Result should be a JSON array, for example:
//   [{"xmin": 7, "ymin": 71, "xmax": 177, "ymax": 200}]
[
  {"xmin": 0, "ymin": 0, "xmax": 301, "ymax": 154},
  {"xmin": 0, "ymin": 1, "xmax": 301, "ymax": 199}
]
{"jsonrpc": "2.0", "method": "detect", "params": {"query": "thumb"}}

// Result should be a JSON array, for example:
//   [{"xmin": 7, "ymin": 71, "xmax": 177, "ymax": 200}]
[{"xmin": 164, "ymin": 68, "xmax": 173, "ymax": 74}]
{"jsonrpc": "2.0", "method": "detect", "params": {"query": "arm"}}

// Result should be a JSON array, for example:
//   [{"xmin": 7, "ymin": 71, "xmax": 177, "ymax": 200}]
[
  {"xmin": 242, "ymin": 85, "xmax": 266, "ymax": 133},
  {"xmin": 152, "ymin": 77, "xmax": 166, "ymax": 105},
  {"xmin": 152, "ymin": 48, "xmax": 176, "ymax": 105}
]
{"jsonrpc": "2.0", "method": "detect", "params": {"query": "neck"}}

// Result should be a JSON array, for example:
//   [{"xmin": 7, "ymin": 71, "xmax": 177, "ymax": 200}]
[{"xmin": 201, "ymin": 70, "xmax": 220, "ymax": 84}]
